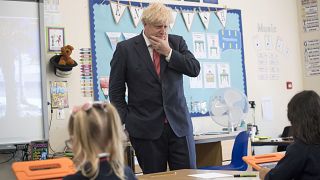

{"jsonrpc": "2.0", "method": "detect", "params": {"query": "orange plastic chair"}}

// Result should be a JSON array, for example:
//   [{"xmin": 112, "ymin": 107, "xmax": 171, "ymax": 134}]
[
  {"xmin": 242, "ymin": 152, "xmax": 285, "ymax": 170},
  {"xmin": 12, "ymin": 157, "xmax": 76, "ymax": 180}
]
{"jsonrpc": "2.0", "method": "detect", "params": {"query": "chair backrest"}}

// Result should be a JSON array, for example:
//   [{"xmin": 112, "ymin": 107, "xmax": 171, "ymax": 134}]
[
  {"xmin": 230, "ymin": 131, "xmax": 250, "ymax": 170},
  {"xmin": 280, "ymin": 126, "xmax": 292, "ymax": 137},
  {"xmin": 12, "ymin": 157, "xmax": 76, "ymax": 180},
  {"xmin": 277, "ymin": 126, "xmax": 292, "ymax": 152}
]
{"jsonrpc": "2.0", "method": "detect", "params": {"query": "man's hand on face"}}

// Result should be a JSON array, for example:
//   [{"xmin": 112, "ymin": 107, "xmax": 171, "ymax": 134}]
[{"xmin": 149, "ymin": 35, "xmax": 171, "ymax": 57}]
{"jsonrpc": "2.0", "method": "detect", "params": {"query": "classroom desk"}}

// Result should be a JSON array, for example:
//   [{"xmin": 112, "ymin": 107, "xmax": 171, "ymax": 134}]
[
  {"xmin": 194, "ymin": 131, "xmax": 240, "ymax": 167},
  {"xmin": 138, "ymin": 169, "xmax": 259, "ymax": 180},
  {"xmin": 251, "ymin": 138, "xmax": 293, "ymax": 146},
  {"xmin": 250, "ymin": 138, "xmax": 293, "ymax": 155},
  {"xmin": 125, "ymin": 131, "xmax": 240, "ymax": 172},
  {"xmin": 194, "ymin": 131, "xmax": 239, "ymax": 144}
]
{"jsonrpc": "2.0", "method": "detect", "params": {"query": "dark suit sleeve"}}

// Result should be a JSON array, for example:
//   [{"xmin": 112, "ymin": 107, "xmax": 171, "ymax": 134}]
[
  {"xmin": 265, "ymin": 142, "xmax": 307, "ymax": 180},
  {"xmin": 168, "ymin": 36, "xmax": 200, "ymax": 77},
  {"xmin": 109, "ymin": 43, "xmax": 128, "ymax": 124}
]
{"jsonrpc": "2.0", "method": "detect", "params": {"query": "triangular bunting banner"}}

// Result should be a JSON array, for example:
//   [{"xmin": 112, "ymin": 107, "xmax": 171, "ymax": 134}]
[
  {"xmin": 199, "ymin": 11, "xmax": 211, "ymax": 30},
  {"xmin": 216, "ymin": 9, "xmax": 227, "ymax": 28},
  {"xmin": 122, "ymin": 32, "xmax": 138, "ymax": 40},
  {"xmin": 129, "ymin": 5, "xmax": 143, "ymax": 27},
  {"xmin": 170, "ymin": 10, "xmax": 178, "ymax": 29},
  {"xmin": 182, "ymin": 11, "xmax": 195, "ymax": 31},
  {"xmin": 105, "ymin": 32, "xmax": 122, "ymax": 50},
  {"xmin": 110, "ymin": 1, "xmax": 126, "ymax": 24}
]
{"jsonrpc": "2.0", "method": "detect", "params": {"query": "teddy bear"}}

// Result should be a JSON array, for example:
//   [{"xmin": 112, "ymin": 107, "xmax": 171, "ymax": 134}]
[{"xmin": 58, "ymin": 45, "xmax": 75, "ymax": 65}]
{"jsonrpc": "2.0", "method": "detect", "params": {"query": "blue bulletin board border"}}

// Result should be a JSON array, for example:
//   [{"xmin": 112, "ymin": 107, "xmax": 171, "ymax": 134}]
[{"xmin": 89, "ymin": 0, "xmax": 247, "ymax": 117}]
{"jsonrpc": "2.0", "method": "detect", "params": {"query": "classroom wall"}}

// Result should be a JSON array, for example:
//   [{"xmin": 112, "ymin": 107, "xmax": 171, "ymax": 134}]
[
  {"xmin": 44, "ymin": 0, "xmax": 92, "ymax": 152},
  {"xmin": 195, "ymin": 0, "xmax": 304, "ymax": 154},
  {"xmin": 0, "ymin": 0, "xmax": 312, "ymax": 178},
  {"xmin": 43, "ymin": 0, "xmax": 305, "ymax": 155}
]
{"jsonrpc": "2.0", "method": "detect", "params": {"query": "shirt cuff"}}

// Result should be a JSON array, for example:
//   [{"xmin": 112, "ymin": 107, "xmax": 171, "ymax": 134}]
[{"xmin": 165, "ymin": 49, "xmax": 172, "ymax": 62}]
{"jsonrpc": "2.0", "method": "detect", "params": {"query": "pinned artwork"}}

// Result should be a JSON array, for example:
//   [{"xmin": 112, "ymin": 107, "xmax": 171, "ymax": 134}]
[
  {"xmin": 50, "ymin": 81, "xmax": 69, "ymax": 109},
  {"xmin": 217, "ymin": 63, "xmax": 231, "ymax": 88},
  {"xmin": 207, "ymin": 33, "xmax": 220, "ymax": 59},
  {"xmin": 99, "ymin": 76, "xmax": 109, "ymax": 100},
  {"xmin": 47, "ymin": 27, "xmax": 64, "ymax": 52}
]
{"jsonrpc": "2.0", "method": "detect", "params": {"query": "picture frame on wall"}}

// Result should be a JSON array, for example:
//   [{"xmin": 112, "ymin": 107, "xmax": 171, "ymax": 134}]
[{"xmin": 47, "ymin": 27, "xmax": 65, "ymax": 52}]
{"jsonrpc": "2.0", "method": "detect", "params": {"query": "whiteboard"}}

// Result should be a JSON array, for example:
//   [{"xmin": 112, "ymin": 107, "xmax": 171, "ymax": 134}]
[{"xmin": 0, "ymin": 0, "xmax": 47, "ymax": 145}]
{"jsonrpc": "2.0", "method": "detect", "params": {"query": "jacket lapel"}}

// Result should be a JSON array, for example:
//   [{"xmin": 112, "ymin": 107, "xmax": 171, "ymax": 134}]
[
  {"xmin": 160, "ymin": 37, "xmax": 173, "ymax": 77},
  {"xmin": 134, "ymin": 33, "xmax": 160, "ymax": 81}
]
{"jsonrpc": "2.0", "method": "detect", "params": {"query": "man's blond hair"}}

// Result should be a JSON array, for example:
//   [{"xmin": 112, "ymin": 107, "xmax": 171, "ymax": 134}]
[{"xmin": 141, "ymin": 2, "xmax": 173, "ymax": 25}]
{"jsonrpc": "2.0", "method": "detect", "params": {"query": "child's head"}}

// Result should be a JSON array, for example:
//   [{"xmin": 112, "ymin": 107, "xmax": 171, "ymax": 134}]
[
  {"xmin": 67, "ymin": 102, "xmax": 125, "ymax": 179},
  {"xmin": 287, "ymin": 90, "xmax": 320, "ymax": 144}
]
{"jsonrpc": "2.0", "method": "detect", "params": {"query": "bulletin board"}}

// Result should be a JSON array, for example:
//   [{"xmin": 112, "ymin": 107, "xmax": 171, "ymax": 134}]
[{"xmin": 89, "ymin": 0, "xmax": 247, "ymax": 117}]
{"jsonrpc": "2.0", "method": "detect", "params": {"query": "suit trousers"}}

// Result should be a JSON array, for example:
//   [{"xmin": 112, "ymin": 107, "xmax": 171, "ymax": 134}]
[{"xmin": 129, "ymin": 123, "xmax": 196, "ymax": 174}]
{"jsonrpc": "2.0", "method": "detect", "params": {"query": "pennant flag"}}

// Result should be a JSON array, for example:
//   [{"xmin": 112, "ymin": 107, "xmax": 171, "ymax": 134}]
[
  {"xmin": 122, "ymin": 32, "xmax": 138, "ymax": 40},
  {"xmin": 182, "ymin": 10, "xmax": 195, "ymax": 31},
  {"xmin": 216, "ymin": 9, "xmax": 227, "ymax": 28},
  {"xmin": 199, "ymin": 11, "xmax": 211, "ymax": 30},
  {"xmin": 105, "ymin": 32, "xmax": 122, "ymax": 50},
  {"xmin": 129, "ymin": 5, "xmax": 143, "ymax": 27},
  {"xmin": 110, "ymin": 1, "xmax": 126, "ymax": 24},
  {"xmin": 170, "ymin": 10, "xmax": 178, "ymax": 29}
]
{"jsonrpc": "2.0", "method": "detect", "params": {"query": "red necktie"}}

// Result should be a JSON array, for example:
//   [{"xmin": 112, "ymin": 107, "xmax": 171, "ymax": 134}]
[
  {"xmin": 153, "ymin": 49, "xmax": 160, "ymax": 77},
  {"xmin": 153, "ymin": 49, "xmax": 167, "ymax": 124}
]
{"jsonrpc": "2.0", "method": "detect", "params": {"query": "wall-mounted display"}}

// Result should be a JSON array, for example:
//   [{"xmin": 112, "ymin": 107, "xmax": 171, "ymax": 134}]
[{"xmin": 47, "ymin": 27, "xmax": 65, "ymax": 52}]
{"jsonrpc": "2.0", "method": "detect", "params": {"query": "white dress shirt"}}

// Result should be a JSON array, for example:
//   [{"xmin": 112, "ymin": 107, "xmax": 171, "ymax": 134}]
[{"xmin": 142, "ymin": 30, "xmax": 172, "ymax": 62}]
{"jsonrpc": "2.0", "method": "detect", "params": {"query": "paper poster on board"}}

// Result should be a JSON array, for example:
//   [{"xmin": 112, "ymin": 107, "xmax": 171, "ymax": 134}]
[
  {"xmin": 192, "ymin": 32, "xmax": 207, "ymax": 59},
  {"xmin": 217, "ymin": 63, "xmax": 230, "ymax": 88},
  {"xmin": 203, "ymin": 63, "xmax": 217, "ymax": 88},
  {"xmin": 50, "ymin": 81, "xmax": 69, "ymax": 109}
]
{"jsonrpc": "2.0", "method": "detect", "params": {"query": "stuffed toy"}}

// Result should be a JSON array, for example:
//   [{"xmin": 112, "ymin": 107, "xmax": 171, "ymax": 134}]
[{"xmin": 58, "ymin": 45, "xmax": 75, "ymax": 65}]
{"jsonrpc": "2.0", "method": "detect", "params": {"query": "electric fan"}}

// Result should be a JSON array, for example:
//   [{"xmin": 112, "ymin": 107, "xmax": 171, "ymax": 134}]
[{"xmin": 209, "ymin": 88, "xmax": 249, "ymax": 132}]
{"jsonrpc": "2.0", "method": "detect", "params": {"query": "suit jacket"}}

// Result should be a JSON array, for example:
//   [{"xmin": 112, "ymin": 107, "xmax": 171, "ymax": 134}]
[{"xmin": 109, "ymin": 33, "xmax": 200, "ymax": 139}]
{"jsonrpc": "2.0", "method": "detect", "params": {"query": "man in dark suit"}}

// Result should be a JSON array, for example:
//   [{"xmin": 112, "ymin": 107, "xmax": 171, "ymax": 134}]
[{"xmin": 109, "ymin": 2, "xmax": 200, "ymax": 174}]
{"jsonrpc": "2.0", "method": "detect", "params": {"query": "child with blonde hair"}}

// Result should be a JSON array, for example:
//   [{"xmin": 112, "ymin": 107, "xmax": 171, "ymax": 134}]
[{"xmin": 63, "ymin": 102, "xmax": 136, "ymax": 180}]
